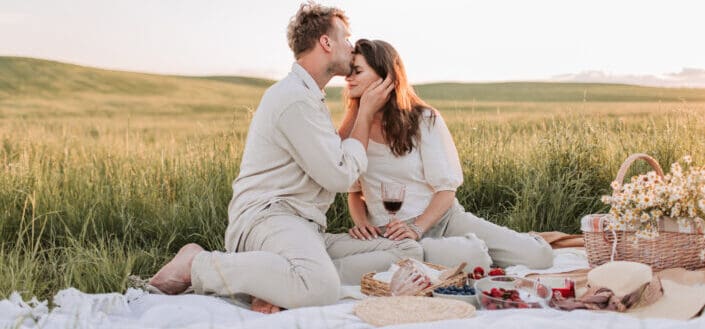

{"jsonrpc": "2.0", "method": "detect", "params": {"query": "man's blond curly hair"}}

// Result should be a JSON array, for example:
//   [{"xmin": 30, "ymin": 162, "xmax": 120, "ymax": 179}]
[{"xmin": 287, "ymin": 2, "xmax": 349, "ymax": 59}]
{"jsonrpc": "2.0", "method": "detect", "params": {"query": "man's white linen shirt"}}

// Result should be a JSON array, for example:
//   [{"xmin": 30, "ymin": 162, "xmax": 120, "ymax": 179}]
[{"xmin": 225, "ymin": 63, "xmax": 367, "ymax": 251}]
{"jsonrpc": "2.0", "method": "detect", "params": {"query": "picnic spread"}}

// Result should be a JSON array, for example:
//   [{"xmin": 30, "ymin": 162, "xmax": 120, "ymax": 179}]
[{"xmin": 3, "ymin": 237, "xmax": 705, "ymax": 329}]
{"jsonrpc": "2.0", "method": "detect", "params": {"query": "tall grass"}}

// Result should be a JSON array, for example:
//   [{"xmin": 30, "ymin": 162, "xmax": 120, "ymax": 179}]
[{"xmin": 2, "ymin": 102, "xmax": 704, "ymax": 301}]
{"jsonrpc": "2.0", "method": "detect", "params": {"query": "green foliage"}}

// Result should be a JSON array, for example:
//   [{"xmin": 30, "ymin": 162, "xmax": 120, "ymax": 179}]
[
  {"xmin": 1, "ymin": 57, "xmax": 705, "ymax": 301},
  {"xmin": 324, "ymin": 82, "xmax": 705, "ymax": 103},
  {"xmin": 414, "ymin": 82, "xmax": 705, "ymax": 102}
]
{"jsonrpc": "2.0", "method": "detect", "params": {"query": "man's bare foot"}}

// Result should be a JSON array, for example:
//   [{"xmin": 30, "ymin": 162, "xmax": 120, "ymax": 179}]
[
  {"xmin": 252, "ymin": 297, "xmax": 282, "ymax": 314},
  {"xmin": 149, "ymin": 243, "xmax": 204, "ymax": 295}
]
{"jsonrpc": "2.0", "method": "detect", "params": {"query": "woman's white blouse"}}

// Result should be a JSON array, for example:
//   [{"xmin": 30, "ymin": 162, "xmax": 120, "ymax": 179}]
[{"xmin": 350, "ymin": 109, "xmax": 463, "ymax": 226}]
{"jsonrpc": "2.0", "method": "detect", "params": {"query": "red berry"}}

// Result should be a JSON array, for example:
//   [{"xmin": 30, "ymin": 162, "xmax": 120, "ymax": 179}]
[
  {"xmin": 473, "ymin": 266, "xmax": 485, "ymax": 276},
  {"xmin": 488, "ymin": 268, "xmax": 506, "ymax": 276}
]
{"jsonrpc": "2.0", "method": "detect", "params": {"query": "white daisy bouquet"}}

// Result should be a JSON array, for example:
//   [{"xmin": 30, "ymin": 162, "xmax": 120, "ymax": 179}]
[{"xmin": 601, "ymin": 155, "xmax": 705, "ymax": 241}]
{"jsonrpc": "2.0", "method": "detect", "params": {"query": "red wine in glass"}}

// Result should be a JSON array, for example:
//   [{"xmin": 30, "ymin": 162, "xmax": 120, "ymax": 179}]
[
  {"xmin": 381, "ymin": 182, "xmax": 406, "ymax": 226},
  {"xmin": 383, "ymin": 200, "xmax": 403, "ymax": 213}
]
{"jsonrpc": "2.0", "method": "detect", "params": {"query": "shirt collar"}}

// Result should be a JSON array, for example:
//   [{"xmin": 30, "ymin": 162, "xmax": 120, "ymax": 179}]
[{"xmin": 291, "ymin": 62, "xmax": 326, "ymax": 103}]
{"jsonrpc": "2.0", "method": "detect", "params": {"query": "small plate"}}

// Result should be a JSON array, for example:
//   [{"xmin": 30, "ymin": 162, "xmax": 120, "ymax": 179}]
[{"xmin": 474, "ymin": 276, "xmax": 551, "ymax": 310}]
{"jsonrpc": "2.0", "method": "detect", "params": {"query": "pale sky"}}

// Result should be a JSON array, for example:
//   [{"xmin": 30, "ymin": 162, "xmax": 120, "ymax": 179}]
[{"xmin": 2, "ymin": 0, "xmax": 705, "ymax": 86}]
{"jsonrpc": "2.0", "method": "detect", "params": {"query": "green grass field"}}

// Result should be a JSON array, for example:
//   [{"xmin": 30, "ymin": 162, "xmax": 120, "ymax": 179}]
[{"xmin": 2, "ymin": 56, "xmax": 705, "ymax": 300}]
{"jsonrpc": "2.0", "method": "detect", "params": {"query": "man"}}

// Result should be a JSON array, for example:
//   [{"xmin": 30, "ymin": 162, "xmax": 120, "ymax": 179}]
[{"xmin": 149, "ymin": 2, "xmax": 423, "ymax": 314}]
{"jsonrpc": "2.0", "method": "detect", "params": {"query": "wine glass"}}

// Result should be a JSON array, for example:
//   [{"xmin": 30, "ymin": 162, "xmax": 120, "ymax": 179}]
[{"xmin": 381, "ymin": 181, "xmax": 405, "ymax": 227}]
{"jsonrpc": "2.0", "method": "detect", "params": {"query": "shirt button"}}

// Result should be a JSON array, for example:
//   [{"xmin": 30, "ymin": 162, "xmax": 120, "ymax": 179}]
[{"xmin": 338, "ymin": 161, "xmax": 343, "ymax": 166}]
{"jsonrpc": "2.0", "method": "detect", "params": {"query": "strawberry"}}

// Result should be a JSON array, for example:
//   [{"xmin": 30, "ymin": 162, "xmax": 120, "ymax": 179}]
[
  {"xmin": 472, "ymin": 266, "xmax": 485, "ymax": 277},
  {"xmin": 488, "ymin": 267, "xmax": 505, "ymax": 276}
]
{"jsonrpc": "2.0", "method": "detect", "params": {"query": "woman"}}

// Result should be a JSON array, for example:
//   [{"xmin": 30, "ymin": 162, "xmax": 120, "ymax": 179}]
[{"xmin": 339, "ymin": 39, "xmax": 553, "ymax": 271}]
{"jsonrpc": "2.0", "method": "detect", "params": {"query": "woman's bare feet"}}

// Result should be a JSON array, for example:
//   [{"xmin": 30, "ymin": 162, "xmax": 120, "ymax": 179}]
[
  {"xmin": 251, "ymin": 297, "xmax": 282, "ymax": 314},
  {"xmin": 149, "ymin": 243, "xmax": 204, "ymax": 295}
]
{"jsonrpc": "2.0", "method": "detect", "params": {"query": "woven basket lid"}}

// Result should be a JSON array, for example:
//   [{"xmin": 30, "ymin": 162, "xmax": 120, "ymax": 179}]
[{"xmin": 354, "ymin": 296, "xmax": 475, "ymax": 327}]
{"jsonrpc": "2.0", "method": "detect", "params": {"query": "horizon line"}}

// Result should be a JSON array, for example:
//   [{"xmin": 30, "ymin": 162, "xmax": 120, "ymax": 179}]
[{"xmin": 3, "ymin": 55, "xmax": 705, "ymax": 90}]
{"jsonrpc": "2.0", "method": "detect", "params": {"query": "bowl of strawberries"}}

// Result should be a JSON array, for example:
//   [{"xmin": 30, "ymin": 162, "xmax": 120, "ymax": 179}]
[{"xmin": 474, "ymin": 276, "xmax": 551, "ymax": 310}]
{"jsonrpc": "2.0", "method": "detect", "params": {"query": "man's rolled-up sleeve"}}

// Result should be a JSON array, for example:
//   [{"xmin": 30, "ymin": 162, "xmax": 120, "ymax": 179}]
[{"xmin": 277, "ymin": 101, "xmax": 368, "ymax": 192}]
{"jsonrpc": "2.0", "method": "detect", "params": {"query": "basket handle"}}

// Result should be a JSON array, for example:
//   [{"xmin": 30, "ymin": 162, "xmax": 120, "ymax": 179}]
[{"xmin": 613, "ymin": 153, "xmax": 664, "ymax": 190}]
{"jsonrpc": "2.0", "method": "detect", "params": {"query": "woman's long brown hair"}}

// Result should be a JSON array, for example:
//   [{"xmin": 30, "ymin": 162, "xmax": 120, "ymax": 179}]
[{"xmin": 346, "ymin": 39, "xmax": 435, "ymax": 157}]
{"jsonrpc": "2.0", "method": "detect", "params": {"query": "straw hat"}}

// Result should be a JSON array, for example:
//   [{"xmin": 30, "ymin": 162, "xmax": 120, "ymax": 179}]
[
  {"xmin": 587, "ymin": 261, "xmax": 705, "ymax": 320},
  {"xmin": 354, "ymin": 296, "xmax": 475, "ymax": 326}
]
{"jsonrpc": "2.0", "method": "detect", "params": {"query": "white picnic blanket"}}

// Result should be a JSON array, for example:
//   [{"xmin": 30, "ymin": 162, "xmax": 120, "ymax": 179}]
[
  {"xmin": 505, "ymin": 248, "xmax": 591, "ymax": 277},
  {"xmin": 2, "ymin": 248, "xmax": 704, "ymax": 328}
]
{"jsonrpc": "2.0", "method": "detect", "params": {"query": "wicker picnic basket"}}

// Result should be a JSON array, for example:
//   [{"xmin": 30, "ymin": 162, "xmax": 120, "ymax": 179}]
[
  {"xmin": 582, "ymin": 153, "xmax": 705, "ymax": 270},
  {"xmin": 360, "ymin": 261, "xmax": 466, "ymax": 297}
]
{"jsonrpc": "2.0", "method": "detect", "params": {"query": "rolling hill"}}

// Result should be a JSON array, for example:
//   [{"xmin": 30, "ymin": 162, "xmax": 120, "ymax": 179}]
[
  {"xmin": 0, "ymin": 56, "xmax": 269, "ymax": 97},
  {"xmin": 2, "ymin": 56, "xmax": 705, "ymax": 114},
  {"xmin": 0, "ymin": 57, "xmax": 268, "ymax": 116}
]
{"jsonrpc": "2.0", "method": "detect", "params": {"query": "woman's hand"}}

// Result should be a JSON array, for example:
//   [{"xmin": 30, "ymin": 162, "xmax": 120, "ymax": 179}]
[
  {"xmin": 384, "ymin": 219, "xmax": 420, "ymax": 241},
  {"xmin": 349, "ymin": 220, "xmax": 382, "ymax": 240}
]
